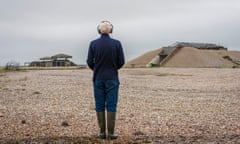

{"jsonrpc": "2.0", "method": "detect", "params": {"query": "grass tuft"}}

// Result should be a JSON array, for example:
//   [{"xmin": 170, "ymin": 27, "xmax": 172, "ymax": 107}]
[{"xmin": 32, "ymin": 91, "xmax": 41, "ymax": 95}]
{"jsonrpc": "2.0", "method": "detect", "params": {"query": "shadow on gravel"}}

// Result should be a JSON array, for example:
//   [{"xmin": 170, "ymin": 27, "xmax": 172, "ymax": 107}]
[{"xmin": 0, "ymin": 134, "xmax": 239, "ymax": 144}]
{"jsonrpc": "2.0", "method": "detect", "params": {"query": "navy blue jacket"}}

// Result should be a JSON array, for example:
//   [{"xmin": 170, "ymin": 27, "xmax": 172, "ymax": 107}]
[{"xmin": 87, "ymin": 34, "xmax": 125, "ymax": 81}]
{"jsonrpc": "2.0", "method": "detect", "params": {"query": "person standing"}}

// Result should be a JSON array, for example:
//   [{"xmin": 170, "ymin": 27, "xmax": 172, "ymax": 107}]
[{"xmin": 87, "ymin": 21, "xmax": 125, "ymax": 139}]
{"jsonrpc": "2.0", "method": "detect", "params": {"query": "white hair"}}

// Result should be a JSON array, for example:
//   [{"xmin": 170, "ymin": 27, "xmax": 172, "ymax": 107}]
[{"xmin": 98, "ymin": 21, "xmax": 113, "ymax": 34}]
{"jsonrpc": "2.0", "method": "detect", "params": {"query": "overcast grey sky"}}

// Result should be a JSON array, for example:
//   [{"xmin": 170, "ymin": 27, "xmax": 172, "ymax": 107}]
[{"xmin": 0, "ymin": 0, "xmax": 240, "ymax": 66}]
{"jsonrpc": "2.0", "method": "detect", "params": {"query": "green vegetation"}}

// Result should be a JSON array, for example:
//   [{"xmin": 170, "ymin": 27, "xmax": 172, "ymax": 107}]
[
  {"xmin": 18, "ymin": 66, "xmax": 85, "ymax": 70},
  {"xmin": 32, "ymin": 91, "xmax": 41, "ymax": 95},
  {"xmin": 0, "ymin": 67, "xmax": 6, "ymax": 73},
  {"xmin": 147, "ymin": 63, "xmax": 160, "ymax": 68},
  {"xmin": 5, "ymin": 61, "xmax": 20, "ymax": 71},
  {"xmin": 157, "ymin": 73, "xmax": 193, "ymax": 76},
  {"xmin": 157, "ymin": 73, "xmax": 175, "ymax": 76},
  {"xmin": 232, "ymin": 65, "xmax": 240, "ymax": 68},
  {"xmin": 223, "ymin": 55, "xmax": 232, "ymax": 61},
  {"xmin": 1, "ymin": 65, "xmax": 87, "ymax": 74},
  {"xmin": 221, "ymin": 56, "xmax": 240, "ymax": 68}
]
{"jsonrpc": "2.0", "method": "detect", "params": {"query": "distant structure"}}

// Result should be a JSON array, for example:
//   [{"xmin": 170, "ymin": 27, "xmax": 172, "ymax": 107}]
[
  {"xmin": 154, "ymin": 42, "xmax": 227, "ymax": 67},
  {"xmin": 29, "ymin": 53, "xmax": 76, "ymax": 67},
  {"xmin": 126, "ymin": 42, "xmax": 240, "ymax": 68},
  {"xmin": 171, "ymin": 42, "xmax": 227, "ymax": 50}
]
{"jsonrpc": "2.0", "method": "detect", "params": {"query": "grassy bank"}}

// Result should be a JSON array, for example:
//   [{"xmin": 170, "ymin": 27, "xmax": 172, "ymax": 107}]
[
  {"xmin": 19, "ymin": 66, "xmax": 87, "ymax": 70},
  {"xmin": 0, "ymin": 67, "xmax": 6, "ymax": 73},
  {"xmin": 0, "ymin": 66, "xmax": 87, "ymax": 72}
]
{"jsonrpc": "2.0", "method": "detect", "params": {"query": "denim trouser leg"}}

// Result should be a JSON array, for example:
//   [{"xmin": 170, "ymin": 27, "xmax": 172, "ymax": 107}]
[{"xmin": 94, "ymin": 80, "xmax": 119, "ymax": 112}]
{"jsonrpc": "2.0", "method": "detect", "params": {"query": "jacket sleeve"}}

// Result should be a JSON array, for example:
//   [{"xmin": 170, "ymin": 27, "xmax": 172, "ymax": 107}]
[
  {"xmin": 117, "ymin": 41, "xmax": 125, "ymax": 69},
  {"xmin": 87, "ymin": 42, "xmax": 94, "ymax": 70}
]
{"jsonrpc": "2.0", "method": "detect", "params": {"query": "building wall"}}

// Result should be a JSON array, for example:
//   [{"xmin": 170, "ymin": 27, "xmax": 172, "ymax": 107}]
[{"xmin": 29, "ymin": 60, "xmax": 75, "ymax": 67}]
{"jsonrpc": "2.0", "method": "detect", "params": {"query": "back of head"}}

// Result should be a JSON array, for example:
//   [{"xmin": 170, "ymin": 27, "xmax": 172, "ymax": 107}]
[{"xmin": 97, "ymin": 21, "xmax": 113, "ymax": 34}]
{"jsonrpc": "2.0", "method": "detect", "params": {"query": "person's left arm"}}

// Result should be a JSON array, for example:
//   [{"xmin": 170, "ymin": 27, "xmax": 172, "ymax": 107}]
[{"xmin": 117, "ymin": 41, "xmax": 125, "ymax": 69}]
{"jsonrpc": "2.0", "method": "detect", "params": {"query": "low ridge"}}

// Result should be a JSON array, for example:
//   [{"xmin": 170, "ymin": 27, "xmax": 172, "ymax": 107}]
[{"xmin": 125, "ymin": 42, "xmax": 240, "ymax": 68}]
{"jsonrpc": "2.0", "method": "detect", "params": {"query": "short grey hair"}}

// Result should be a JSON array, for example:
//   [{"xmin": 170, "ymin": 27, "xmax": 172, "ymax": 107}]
[{"xmin": 97, "ymin": 21, "xmax": 113, "ymax": 34}]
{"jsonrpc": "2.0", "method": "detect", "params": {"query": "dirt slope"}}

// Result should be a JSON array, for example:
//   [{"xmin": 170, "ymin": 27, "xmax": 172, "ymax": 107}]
[
  {"xmin": 125, "ymin": 48, "xmax": 163, "ymax": 68},
  {"xmin": 125, "ymin": 47, "xmax": 240, "ymax": 68},
  {"xmin": 165, "ymin": 47, "xmax": 240, "ymax": 67}
]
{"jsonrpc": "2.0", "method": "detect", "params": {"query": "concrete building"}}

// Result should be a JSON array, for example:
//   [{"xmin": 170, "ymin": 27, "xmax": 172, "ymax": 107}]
[{"xmin": 29, "ymin": 53, "xmax": 76, "ymax": 67}]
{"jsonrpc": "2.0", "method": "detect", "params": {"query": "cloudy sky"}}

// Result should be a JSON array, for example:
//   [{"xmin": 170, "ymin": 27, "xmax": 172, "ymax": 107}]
[{"xmin": 0, "ymin": 0, "xmax": 240, "ymax": 66}]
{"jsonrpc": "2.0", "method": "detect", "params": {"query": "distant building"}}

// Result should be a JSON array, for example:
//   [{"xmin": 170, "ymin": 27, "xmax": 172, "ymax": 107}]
[
  {"xmin": 29, "ymin": 53, "xmax": 76, "ymax": 67},
  {"xmin": 171, "ymin": 42, "xmax": 228, "ymax": 50},
  {"xmin": 125, "ymin": 42, "xmax": 240, "ymax": 68}
]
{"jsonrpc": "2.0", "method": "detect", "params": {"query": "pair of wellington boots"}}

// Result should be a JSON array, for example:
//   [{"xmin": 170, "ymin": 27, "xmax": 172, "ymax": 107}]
[{"xmin": 97, "ymin": 112, "xmax": 118, "ymax": 140}]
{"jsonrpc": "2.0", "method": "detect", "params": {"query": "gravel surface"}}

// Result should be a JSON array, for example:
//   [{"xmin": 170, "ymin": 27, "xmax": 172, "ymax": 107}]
[{"xmin": 0, "ymin": 68, "xmax": 239, "ymax": 143}]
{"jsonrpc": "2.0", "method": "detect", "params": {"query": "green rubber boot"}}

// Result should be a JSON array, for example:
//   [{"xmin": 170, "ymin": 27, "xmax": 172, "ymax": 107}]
[
  {"xmin": 96, "ymin": 112, "xmax": 106, "ymax": 139},
  {"xmin": 107, "ymin": 112, "xmax": 118, "ymax": 140}
]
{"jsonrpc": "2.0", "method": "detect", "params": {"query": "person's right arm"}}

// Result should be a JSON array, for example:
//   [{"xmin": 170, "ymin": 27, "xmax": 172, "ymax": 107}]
[{"xmin": 87, "ymin": 42, "xmax": 94, "ymax": 70}]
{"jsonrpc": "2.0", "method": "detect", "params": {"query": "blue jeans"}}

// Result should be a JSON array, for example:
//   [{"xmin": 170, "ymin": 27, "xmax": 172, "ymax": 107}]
[{"xmin": 94, "ymin": 80, "xmax": 119, "ymax": 112}]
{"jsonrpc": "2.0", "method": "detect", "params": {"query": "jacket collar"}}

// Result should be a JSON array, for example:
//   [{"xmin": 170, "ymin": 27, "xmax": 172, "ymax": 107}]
[{"xmin": 101, "ymin": 34, "xmax": 110, "ymax": 38}]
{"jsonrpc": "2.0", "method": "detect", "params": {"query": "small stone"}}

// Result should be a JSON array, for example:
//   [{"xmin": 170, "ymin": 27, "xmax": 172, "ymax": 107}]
[
  {"xmin": 21, "ymin": 120, "xmax": 26, "ymax": 124},
  {"xmin": 61, "ymin": 120, "xmax": 69, "ymax": 126},
  {"xmin": 134, "ymin": 131, "xmax": 145, "ymax": 136}
]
